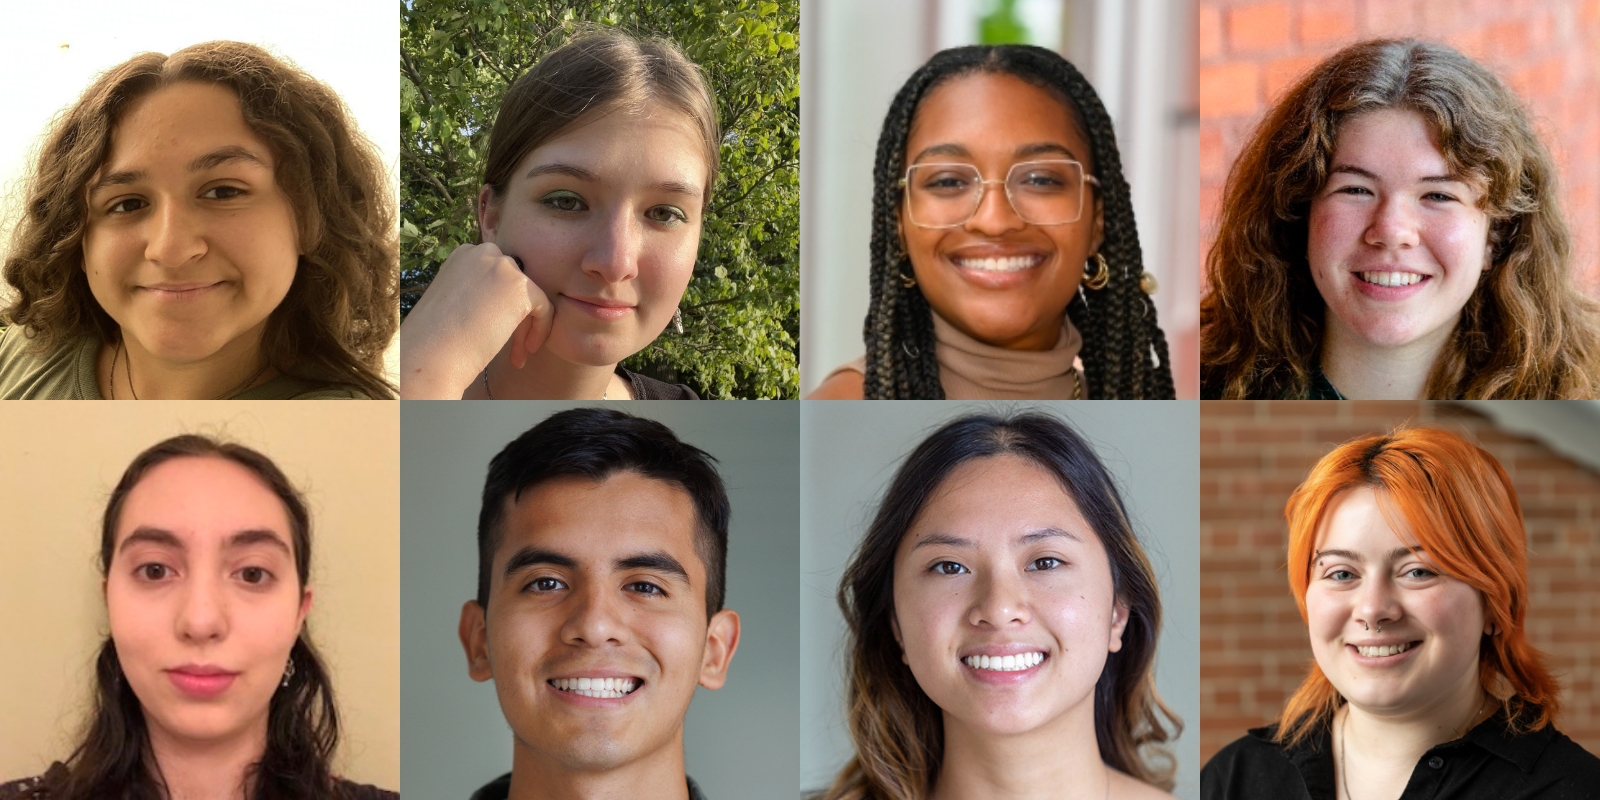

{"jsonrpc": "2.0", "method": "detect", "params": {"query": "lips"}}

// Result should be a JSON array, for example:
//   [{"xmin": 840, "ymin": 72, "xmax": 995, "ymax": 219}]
[
  {"xmin": 138, "ymin": 281, "xmax": 226, "ymax": 300},
  {"xmin": 166, "ymin": 665, "xmax": 239, "ymax": 698},
  {"xmin": 548, "ymin": 676, "xmax": 642, "ymax": 698},
  {"xmin": 561, "ymin": 295, "xmax": 635, "ymax": 321},
  {"xmin": 1355, "ymin": 271, "xmax": 1428, "ymax": 287}
]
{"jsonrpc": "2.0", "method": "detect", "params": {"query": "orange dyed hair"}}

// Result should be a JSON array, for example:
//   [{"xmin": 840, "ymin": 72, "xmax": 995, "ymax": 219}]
[{"xmin": 1275, "ymin": 427, "xmax": 1560, "ymax": 747}]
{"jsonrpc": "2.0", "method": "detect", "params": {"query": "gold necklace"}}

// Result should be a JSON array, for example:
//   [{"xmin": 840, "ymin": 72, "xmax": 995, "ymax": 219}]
[
  {"xmin": 1339, "ymin": 696, "xmax": 1489, "ymax": 800},
  {"xmin": 112, "ymin": 340, "xmax": 269, "ymax": 400}
]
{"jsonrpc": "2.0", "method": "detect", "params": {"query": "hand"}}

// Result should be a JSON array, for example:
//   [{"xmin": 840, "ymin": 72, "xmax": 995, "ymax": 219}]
[{"xmin": 399, "ymin": 242, "xmax": 553, "ymax": 399}]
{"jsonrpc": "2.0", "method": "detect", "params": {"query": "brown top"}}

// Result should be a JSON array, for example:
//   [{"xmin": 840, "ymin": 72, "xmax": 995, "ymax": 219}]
[
  {"xmin": 826, "ymin": 312, "xmax": 1083, "ymax": 399},
  {"xmin": 0, "ymin": 766, "xmax": 397, "ymax": 799}
]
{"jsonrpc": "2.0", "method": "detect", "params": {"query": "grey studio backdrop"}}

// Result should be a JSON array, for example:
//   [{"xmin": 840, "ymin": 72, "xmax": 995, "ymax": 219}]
[
  {"xmin": 800, "ymin": 401, "xmax": 1201, "ymax": 800},
  {"xmin": 400, "ymin": 401, "xmax": 800, "ymax": 798}
]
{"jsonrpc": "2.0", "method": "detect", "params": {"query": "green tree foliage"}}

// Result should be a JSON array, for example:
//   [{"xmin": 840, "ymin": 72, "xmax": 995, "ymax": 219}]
[{"xmin": 401, "ymin": 0, "xmax": 799, "ymax": 398}]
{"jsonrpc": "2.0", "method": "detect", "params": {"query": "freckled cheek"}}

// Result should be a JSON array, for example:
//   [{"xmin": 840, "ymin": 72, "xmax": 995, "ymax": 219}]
[{"xmin": 1306, "ymin": 202, "xmax": 1367, "ymax": 276}]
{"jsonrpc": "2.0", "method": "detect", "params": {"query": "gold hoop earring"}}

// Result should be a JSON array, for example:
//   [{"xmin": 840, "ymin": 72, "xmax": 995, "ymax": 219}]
[
  {"xmin": 1084, "ymin": 253, "xmax": 1110, "ymax": 291},
  {"xmin": 900, "ymin": 271, "xmax": 917, "ymax": 289}
]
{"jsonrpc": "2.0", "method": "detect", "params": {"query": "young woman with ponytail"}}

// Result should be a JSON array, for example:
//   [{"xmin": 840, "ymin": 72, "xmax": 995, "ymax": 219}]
[{"xmin": 809, "ymin": 45, "xmax": 1174, "ymax": 400}]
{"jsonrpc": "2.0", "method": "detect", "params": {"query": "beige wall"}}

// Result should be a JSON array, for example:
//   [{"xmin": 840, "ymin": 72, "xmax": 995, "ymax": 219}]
[{"xmin": 0, "ymin": 401, "xmax": 400, "ymax": 791}]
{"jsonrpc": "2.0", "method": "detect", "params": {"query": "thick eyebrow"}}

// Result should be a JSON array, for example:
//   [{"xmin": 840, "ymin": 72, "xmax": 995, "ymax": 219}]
[
  {"xmin": 524, "ymin": 162, "xmax": 599, "ymax": 182},
  {"xmin": 911, "ymin": 532, "xmax": 978, "ymax": 551},
  {"xmin": 1014, "ymin": 142, "xmax": 1079, "ymax": 161},
  {"xmin": 651, "ymin": 180, "xmax": 702, "ymax": 199},
  {"xmin": 615, "ymin": 550, "xmax": 692, "ymax": 585},
  {"xmin": 1314, "ymin": 546, "xmax": 1426, "ymax": 564},
  {"xmin": 501, "ymin": 546, "xmax": 579, "ymax": 581},
  {"xmin": 116, "ymin": 527, "xmax": 290, "ymax": 557},
  {"xmin": 188, "ymin": 145, "xmax": 271, "ymax": 173},
  {"xmin": 1328, "ymin": 165, "xmax": 1464, "ymax": 185},
  {"xmin": 910, "ymin": 143, "xmax": 971, "ymax": 164}
]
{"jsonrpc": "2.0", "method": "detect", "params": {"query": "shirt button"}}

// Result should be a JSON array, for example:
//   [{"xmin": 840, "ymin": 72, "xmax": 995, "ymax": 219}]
[{"xmin": 1428, "ymin": 756, "xmax": 1445, "ymax": 769}]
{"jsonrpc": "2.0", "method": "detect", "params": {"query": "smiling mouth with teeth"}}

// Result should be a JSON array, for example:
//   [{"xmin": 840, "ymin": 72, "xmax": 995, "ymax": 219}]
[
  {"xmin": 1354, "ymin": 642, "xmax": 1417, "ymax": 658},
  {"xmin": 549, "ymin": 677, "xmax": 641, "ymax": 699},
  {"xmin": 952, "ymin": 255, "xmax": 1043, "ymax": 273},
  {"xmin": 1357, "ymin": 271, "xmax": 1426, "ymax": 287},
  {"xmin": 962, "ymin": 652, "xmax": 1046, "ymax": 671}
]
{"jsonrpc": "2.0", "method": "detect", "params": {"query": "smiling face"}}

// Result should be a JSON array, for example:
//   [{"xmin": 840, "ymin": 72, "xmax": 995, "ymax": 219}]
[
  {"xmin": 466, "ymin": 471, "xmax": 732, "ymax": 772},
  {"xmin": 898, "ymin": 72, "xmax": 1104, "ymax": 351},
  {"xmin": 479, "ymin": 106, "xmax": 707, "ymax": 368},
  {"xmin": 891, "ymin": 455, "xmax": 1126, "ymax": 737},
  {"xmin": 1308, "ymin": 108, "xmax": 1492, "ymax": 352},
  {"xmin": 83, "ymin": 82, "xmax": 301, "ymax": 366},
  {"xmin": 105, "ymin": 456, "xmax": 309, "ymax": 747},
  {"xmin": 1306, "ymin": 486, "xmax": 1487, "ymax": 717}
]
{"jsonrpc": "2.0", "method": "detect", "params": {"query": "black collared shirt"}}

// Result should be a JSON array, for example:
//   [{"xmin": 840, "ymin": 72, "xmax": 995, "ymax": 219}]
[
  {"xmin": 1202, "ymin": 709, "xmax": 1600, "ymax": 799},
  {"xmin": 470, "ymin": 772, "xmax": 707, "ymax": 800}
]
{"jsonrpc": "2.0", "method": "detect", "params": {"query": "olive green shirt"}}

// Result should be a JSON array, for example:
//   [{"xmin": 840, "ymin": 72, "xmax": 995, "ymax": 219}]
[{"xmin": 0, "ymin": 327, "xmax": 365, "ymax": 400}]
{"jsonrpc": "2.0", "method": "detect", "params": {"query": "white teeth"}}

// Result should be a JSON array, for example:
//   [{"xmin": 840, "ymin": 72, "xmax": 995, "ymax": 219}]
[
  {"xmin": 550, "ymin": 677, "xmax": 640, "ymax": 698},
  {"xmin": 962, "ymin": 651, "xmax": 1045, "ymax": 671},
  {"xmin": 1359, "ymin": 271, "xmax": 1423, "ymax": 287},
  {"xmin": 955, "ymin": 256, "xmax": 1038, "ymax": 272},
  {"xmin": 1356, "ymin": 642, "xmax": 1414, "ymax": 657}
]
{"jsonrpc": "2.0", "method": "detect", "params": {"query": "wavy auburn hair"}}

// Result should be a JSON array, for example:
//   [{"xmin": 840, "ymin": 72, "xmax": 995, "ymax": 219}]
[
  {"xmin": 824, "ymin": 411, "xmax": 1179, "ymax": 800},
  {"xmin": 37, "ymin": 435, "xmax": 347, "ymax": 800},
  {"xmin": 1275, "ymin": 427, "xmax": 1561, "ymax": 747},
  {"xmin": 2, "ymin": 41, "xmax": 398, "ymax": 399},
  {"xmin": 1201, "ymin": 38, "xmax": 1600, "ymax": 399}
]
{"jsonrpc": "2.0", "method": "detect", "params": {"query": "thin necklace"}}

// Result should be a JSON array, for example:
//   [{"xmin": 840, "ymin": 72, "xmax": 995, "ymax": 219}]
[
  {"xmin": 112, "ymin": 339, "xmax": 270, "ymax": 400},
  {"xmin": 1339, "ymin": 696, "xmax": 1489, "ymax": 799},
  {"xmin": 479, "ymin": 366, "xmax": 607, "ymax": 400}
]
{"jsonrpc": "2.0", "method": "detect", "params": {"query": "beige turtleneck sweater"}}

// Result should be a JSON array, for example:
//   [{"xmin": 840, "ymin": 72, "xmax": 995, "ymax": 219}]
[{"xmin": 826, "ymin": 312, "xmax": 1084, "ymax": 399}]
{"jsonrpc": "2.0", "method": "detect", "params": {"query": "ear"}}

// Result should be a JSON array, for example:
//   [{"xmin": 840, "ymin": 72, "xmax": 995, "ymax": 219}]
[
  {"xmin": 296, "ymin": 587, "xmax": 314, "ymax": 634},
  {"xmin": 477, "ymin": 185, "xmax": 500, "ymax": 245},
  {"xmin": 891, "ymin": 609, "xmax": 908, "ymax": 664},
  {"xmin": 1107, "ymin": 599, "xmax": 1130, "ymax": 654},
  {"xmin": 697, "ymin": 609, "xmax": 742, "ymax": 690},
  {"xmin": 1090, "ymin": 194, "xmax": 1105, "ymax": 257},
  {"xmin": 459, "ymin": 600, "xmax": 493, "ymax": 683}
]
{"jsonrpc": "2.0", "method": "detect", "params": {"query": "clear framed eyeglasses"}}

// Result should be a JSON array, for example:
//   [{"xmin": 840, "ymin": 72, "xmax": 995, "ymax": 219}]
[{"xmin": 899, "ymin": 159, "xmax": 1100, "ymax": 228}]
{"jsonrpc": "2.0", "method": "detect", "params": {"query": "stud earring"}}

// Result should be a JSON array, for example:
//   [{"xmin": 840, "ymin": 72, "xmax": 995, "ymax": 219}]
[
  {"xmin": 1083, "ymin": 253, "xmax": 1111, "ymax": 290},
  {"xmin": 673, "ymin": 307, "xmax": 684, "ymax": 335},
  {"xmin": 281, "ymin": 658, "xmax": 295, "ymax": 689}
]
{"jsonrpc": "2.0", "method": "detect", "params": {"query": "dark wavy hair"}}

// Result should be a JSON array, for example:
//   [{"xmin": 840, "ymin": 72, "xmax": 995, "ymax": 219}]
[
  {"xmin": 1201, "ymin": 38, "xmax": 1600, "ymax": 399},
  {"xmin": 824, "ymin": 411, "xmax": 1180, "ymax": 800},
  {"xmin": 863, "ymin": 45, "xmax": 1174, "ymax": 400},
  {"xmin": 1, "ymin": 41, "xmax": 399, "ymax": 399},
  {"xmin": 39, "ymin": 435, "xmax": 347, "ymax": 800}
]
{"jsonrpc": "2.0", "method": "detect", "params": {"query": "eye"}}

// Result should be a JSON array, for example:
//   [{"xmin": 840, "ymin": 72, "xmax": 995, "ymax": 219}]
[
  {"xmin": 524, "ymin": 576, "xmax": 567, "ymax": 593},
  {"xmin": 1404, "ymin": 567, "xmax": 1436, "ymax": 579},
  {"xmin": 1026, "ymin": 557, "xmax": 1065, "ymax": 571},
  {"xmin": 107, "ymin": 198, "xmax": 148, "ymax": 214},
  {"xmin": 1326, "ymin": 569, "xmax": 1356, "ymax": 582},
  {"xmin": 202, "ymin": 185, "xmax": 247, "ymax": 200},
  {"xmin": 918, "ymin": 171, "xmax": 975, "ymax": 193},
  {"xmin": 541, "ymin": 190, "xmax": 587, "ymax": 213},
  {"xmin": 645, "ymin": 205, "xmax": 688, "ymax": 225},
  {"xmin": 1332, "ymin": 185, "xmax": 1372, "ymax": 197},
  {"xmin": 136, "ymin": 563, "xmax": 172, "ymax": 581},
  {"xmin": 627, "ymin": 581, "xmax": 667, "ymax": 596},
  {"xmin": 1421, "ymin": 191, "xmax": 1458, "ymax": 203},
  {"xmin": 237, "ymin": 566, "xmax": 273, "ymax": 586},
  {"xmin": 932, "ymin": 561, "xmax": 969, "ymax": 576}
]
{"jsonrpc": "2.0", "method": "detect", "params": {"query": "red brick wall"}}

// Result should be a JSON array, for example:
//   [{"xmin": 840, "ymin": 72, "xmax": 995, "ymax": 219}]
[
  {"xmin": 1200, "ymin": 401, "xmax": 1600, "ymax": 763},
  {"xmin": 1200, "ymin": 0, "xmax": 1600, "ymax": 296}
]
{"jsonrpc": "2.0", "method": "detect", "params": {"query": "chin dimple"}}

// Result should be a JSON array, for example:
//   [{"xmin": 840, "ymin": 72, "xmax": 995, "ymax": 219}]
[
  {"xmin": 549, "ymin": 677, "xmax": 640, "ymax": 698},
  {"xmin": 961, "ymin": 652, "xmax": 1045, "ymax": 671}
]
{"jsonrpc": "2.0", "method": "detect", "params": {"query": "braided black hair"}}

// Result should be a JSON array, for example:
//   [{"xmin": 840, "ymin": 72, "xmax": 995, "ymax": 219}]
[{"xmin": 862, "ymin": 45, "xmax": 1175, "ymax": 399}]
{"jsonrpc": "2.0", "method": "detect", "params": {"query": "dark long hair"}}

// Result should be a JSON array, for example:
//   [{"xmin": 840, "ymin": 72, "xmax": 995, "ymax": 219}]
[
  {"xmin": 825, "ymin": 412, "xmax": 1180, "ymax": 800},
  {"xmin": 863, "ymin": 46, "xmax": 1175, "ymax": 400},
  {"xmin": 41, "ymin": 435, "xmax": 344, "ymax": 800},
  {"xmin": 1201, "ymin": 38, "xmax": 1600, "ymax": 399}
]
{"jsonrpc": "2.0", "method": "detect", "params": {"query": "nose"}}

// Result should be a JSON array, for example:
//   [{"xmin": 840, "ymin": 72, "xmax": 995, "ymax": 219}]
[
  {"xmin": 145, "ymin": 199, "xmax": 208, "ymax": 268},
  {"xmin": 1354, "ymin": 574, "xmax": 1402, "ymax": 634},
  {"xmin": 175, "ymin": 576, "xmax": 228, "ymax": 644},
  {"xmin": 1363, "ymin": 193, "xmax": 1420, "ymax": 250},
  {"xmin": 964, "ymin": 179, "xmax": 1027, "ymax": 236},
  {"xmin": 966, "ymin": 570, "xmax": 1033, "ymax": 628},
  {"xmin": 581, "ymin": 206, "xmax": 643, "ymax": 284},
  {"xmin": 560, "ymin": 584, "xmax": 631, "ymax": 647}
]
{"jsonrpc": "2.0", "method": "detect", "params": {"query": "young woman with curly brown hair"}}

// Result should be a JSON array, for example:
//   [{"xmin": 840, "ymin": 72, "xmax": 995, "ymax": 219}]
[
  {"xmin": 0, "ymin": 41, "xmax": 398, "ymax": 400},
  {"xmin": 1201, "ymin": 38, "xmax": 1600, "ymax": 400}
]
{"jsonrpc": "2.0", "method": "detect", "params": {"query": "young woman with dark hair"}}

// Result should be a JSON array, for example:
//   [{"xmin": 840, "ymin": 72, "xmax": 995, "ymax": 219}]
[
  {"xmin": 823, "ymin": 412, "xmax": 1180, "ymax": 800},
  {"xmin": 0, "ymin": 435, "xmax": 394, "ymax": 800},
  {"xmin": 809, "ymin": 45, "xmax": 1174, "ymax": 400},
  {"xmin": 1201, "ymin": 39, "xmax": 1600, "ymax": 399},
  {"xmin": 0, "ymin": 42, "xmax": 399, "ymax": 400},
  {"xmin": 1203, "ymin": 428, "xmax": 1600, "ymax": 796},
  {"xmin": 400, "ymin": 28, "xmax": 718, "ymax": 400}
]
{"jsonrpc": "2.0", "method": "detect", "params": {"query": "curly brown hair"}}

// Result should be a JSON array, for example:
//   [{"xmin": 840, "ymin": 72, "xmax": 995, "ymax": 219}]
[
  {"xmin": 1, "ymin": 41, "xmax": 398, "ymax": 398},
  {"xmin": 1200, "ymin": 38, "xmax": 1600, "ymax": 399}
]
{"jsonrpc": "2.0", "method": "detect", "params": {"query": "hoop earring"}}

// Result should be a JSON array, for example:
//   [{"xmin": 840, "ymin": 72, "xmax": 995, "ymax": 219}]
[
  {"xmin": 900, "ymin": 271, "xmax": 917, "ymax": 289},
  {"xmin": 1083, "ymin": 253, "xmax": 1110, "ymax": 291},
  {"xmin": 673, "ymin": 307, "xmax": 684, "ymax": 335}
]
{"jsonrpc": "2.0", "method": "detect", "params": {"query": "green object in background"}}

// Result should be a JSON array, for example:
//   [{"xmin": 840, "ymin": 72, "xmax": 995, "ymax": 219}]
[{"xmin": 979, "ymin": 0, "xmax": 1032, "ymax": 44}]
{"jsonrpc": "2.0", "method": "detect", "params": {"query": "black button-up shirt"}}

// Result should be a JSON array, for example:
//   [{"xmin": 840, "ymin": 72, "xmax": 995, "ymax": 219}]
[{"xmin": 1202, "ymin": 709, "xmax": 1600, "ymax": 799}]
